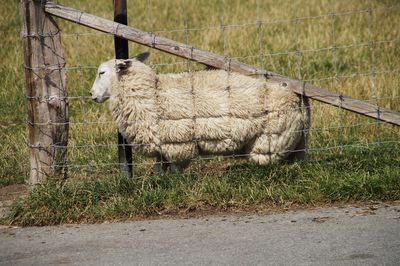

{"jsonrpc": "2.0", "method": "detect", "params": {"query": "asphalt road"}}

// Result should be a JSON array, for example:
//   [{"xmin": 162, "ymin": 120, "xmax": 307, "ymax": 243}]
[{"xmin": 1, "ymin": 204, "xmax": 400, "ymax": 266}]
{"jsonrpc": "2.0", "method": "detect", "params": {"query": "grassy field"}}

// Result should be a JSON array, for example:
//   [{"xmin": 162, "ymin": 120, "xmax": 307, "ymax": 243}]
[{"xmin": 1, "ymin": 0, "xmax": 400, "ymax": 225}]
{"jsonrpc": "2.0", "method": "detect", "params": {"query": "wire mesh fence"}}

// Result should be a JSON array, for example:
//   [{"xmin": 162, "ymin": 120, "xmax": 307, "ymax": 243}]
[{"xmin": 2, "ymin": 0, "xmax": 400, "ymax": 184}]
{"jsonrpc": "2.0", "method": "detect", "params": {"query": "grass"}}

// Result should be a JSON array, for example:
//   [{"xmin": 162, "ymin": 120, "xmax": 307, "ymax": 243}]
[
  {"xmin": 0, "ymin": 0, "xmax": 399, "ymax": 225},
  {"xmin": 3, "ymin": 143, "xmax": 399, "ymax": 226}
]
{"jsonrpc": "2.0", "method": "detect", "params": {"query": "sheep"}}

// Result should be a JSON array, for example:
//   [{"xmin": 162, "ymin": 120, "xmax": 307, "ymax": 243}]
[{"xmin": 90, "ymin": 52, "xmax": 310, "ymax": 172}]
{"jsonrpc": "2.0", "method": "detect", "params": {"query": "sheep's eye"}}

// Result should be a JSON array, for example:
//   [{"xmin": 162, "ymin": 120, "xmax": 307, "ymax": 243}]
[{"xmin": 99, "ymin": 71, "xmax": 105, "ymax": 75}]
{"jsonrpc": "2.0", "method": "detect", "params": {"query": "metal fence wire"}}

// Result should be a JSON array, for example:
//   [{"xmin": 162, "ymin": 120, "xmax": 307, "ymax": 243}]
[{"xmin": 19, "ymin": 0, "xmax": 400, "ymax": 180}]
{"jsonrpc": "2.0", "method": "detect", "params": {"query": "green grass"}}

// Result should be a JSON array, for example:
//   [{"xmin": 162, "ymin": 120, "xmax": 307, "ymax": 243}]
[
  {"xmin": 0, "ymin": 0, "xmax": 400, "ymax": 224},
  {"xmin": 3, "ymin": 143, "xmax": 399, "ymax": 226}
]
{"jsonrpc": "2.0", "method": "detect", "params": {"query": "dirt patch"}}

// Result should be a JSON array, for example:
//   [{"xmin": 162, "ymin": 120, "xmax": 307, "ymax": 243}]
[{"xmin": 0, "ymin": 184, "xmax": 28, "ymax": 219}]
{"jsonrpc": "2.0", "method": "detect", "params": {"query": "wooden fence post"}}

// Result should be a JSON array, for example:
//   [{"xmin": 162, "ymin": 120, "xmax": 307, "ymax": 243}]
[
  {"xmin": 113, "ymin": 0, "xmax": 133, "ymax": 178},
  {"xmin": 20, "ymin": 0, "xmax": 68, "ymax": 184}
]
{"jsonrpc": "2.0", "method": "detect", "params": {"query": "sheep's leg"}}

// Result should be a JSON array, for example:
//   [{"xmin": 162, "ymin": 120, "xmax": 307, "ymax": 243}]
[
  {"xmin": 170, "ymin": 164, "xmax": 181, "ymax": 174},
  {"xmin": 289, "ymin": 96, "xmax": 310, "ymax": 161},
  {"xmin": 154, "ymin": 154, "xmax": 169, "ymax": 173},
  {"xmin": 170, "ymin": 160, "xmax": 190, "ymax": 174},
  {"xmin": 287, "ymin": 132, "xmax": 308, "ymax": 161}
]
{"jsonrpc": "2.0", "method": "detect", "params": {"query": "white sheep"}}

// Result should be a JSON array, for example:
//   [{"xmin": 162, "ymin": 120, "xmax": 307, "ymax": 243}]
[{"xmin": 90, "ymin": 52, "xmax": 310, "ymax": 172}]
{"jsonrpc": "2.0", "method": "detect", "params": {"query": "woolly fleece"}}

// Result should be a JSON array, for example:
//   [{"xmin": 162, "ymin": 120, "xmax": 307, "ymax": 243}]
[{"xmin": 96, "ymin": 57, "xmax": 310, "ymax": 166}]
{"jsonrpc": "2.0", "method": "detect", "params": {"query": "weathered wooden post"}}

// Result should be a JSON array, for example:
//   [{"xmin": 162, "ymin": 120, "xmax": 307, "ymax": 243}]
[
  {"xmin": 113, "ymin": 0, "xmax": 133, "ymax": 178},
  {"xmin": 20, "ymin": 0, "xmax": 68, "ymax": 184}
]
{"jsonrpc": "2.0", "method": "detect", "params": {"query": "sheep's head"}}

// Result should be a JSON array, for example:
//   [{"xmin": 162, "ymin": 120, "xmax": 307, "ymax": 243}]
[{"xmin": 90, "ymin": 52, "xmax": 150, "ymax": 103}]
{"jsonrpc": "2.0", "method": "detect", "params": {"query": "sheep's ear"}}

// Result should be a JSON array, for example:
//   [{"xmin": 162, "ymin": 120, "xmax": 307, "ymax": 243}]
[
  {"xmin": 135, "ymin": 52, "xmax": 150, "ymax": 62},
  {"xmin": 116, "ymin": 60, "xmax": 132, "ymax": 73}
]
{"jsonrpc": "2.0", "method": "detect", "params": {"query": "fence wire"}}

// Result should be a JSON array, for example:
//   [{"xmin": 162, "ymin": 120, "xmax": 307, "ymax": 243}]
[{"xmin": 17, "ymin": 0, "xmax": 400, "ymax": 178}]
